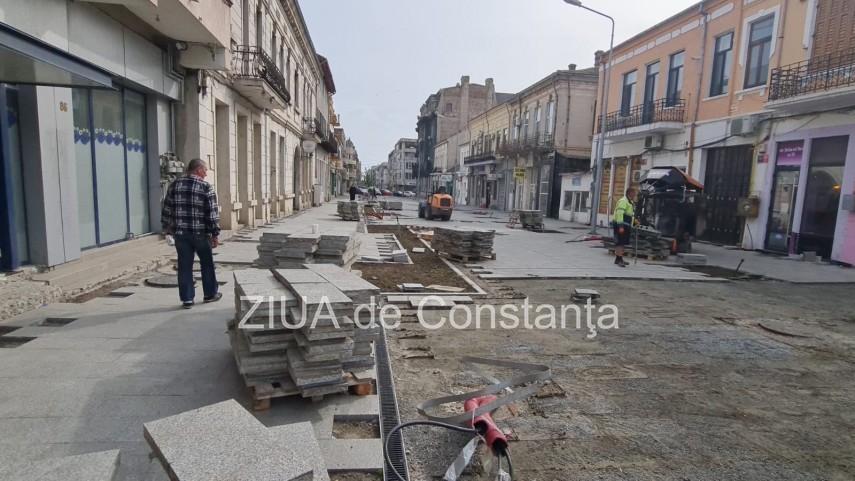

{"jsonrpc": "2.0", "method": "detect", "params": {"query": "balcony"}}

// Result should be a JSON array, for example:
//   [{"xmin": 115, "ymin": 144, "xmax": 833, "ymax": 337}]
[
  {"xmin": 463, "ymin": 152, "xmax": 497, "ymax": 166},
  {"xmin": 79, "ymin": 0, "xmax": 231, "ymax": 49},
  {"xmin": 302, "ymin": 116, "xmax": 324, "ymax": 141},
  {"xmin": 231, "ymin": 46, "xmax": 290, "ymax": 109},
  {"xmin": 767, "ymin": 49, "xmax": 855, "ymax": 114},
  {"xmin": 320, "ymin": 131, "xmax": 338, "ymax": 154},
  {"xmin": 498, "ymin": 132, "xmax": 555, "ymax": 155},
  {"xmin": 598, "ymin": 98, "xmax": 685, "ymax": 140}
]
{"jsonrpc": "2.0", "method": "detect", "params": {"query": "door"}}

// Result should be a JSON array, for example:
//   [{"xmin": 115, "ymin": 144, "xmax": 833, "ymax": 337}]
[
  {"xmin": 0, "ymin": 85, "xmax": 28, "ymax": 270},
  {"xmin": 765, "ymin": 168, "xmax": 799, "ymax": 252},
  {"xmin": 799, "ymin": 136, "xmax": 848, "ymax": 259},
  {"xmin": 702, "ymin": 146, "xmax": 753, "ymax": 245}
]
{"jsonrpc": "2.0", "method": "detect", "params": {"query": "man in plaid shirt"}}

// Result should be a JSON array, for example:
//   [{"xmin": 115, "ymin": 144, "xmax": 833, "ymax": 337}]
[{"xmin": 162, "ymin": 158, "xmax": 222, "ymax": 308}]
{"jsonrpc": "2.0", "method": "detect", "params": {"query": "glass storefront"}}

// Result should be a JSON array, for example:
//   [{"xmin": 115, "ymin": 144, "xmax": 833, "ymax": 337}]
[
  {"xmin": 765, "ymin": 141, "xmax": 804, "ymax": 253},
  {"xmin": 0, "ymin": 85, "xmax": 28, "ymax": 270},
  {"xmin": 799, "ymin": 136, "xmax": 848, "ymax": 259},
  {"xmin": 73, "ymin": 87, "xmax": 149, "ymax": 248}
]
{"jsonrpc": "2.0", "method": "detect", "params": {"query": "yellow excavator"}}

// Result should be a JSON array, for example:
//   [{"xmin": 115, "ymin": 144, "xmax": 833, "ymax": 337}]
[{"xmin": 418, "ymin": 186, "xmax": 453, "ymax": 221}]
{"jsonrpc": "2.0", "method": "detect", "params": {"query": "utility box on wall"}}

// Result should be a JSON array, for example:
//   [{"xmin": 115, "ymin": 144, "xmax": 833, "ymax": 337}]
[{"xmin": 736, "ymin": 197, "xmax": 760, "ymax": 217}]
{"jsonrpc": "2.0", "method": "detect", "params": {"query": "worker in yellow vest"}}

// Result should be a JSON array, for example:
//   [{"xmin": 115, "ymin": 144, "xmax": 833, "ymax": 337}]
[{"xmin": 612, "ymin": 188, "xmax": 636, "ymax": 267}]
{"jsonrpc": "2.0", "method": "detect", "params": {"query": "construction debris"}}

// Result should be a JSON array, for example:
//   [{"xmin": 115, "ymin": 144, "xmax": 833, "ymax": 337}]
[
  {"xmin": 230, "ymin": 266, "xmax": 380, "ymax": 405},
  {"xmin": 378, "ymin": 199, "xmax": 403, "ymax": 210},
  {"xmin": 571, "ymin": 288, "xmax": 600, "ymax": 303},
  {"xmin": 602, "ymin": 226, "xmax": 671, "ymax": 260},
  {"xmin": 431, "ymin": 227, "xmax": 496, "ymax": 261},
  {"xmin": 515, "ymin": 209, "xmax": 545, "ymax": 230}
]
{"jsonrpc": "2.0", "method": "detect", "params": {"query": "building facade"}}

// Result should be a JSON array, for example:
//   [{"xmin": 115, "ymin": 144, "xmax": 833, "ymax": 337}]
[
  {"xmin": 463, "ymin": 66, "xmax": 598, "ymax": 216},
  {"xmin": 387, "ymin": 138, "xmax": 417, "ymax": 192},
  {"xmin": 416, "ymin": 76, "xmax": 499, "ymax": 196},
  {"xmin": 0, "ymin": 0, "xmax": 230, "ymax": 270},
  {"xmin": 593, "ymin": 0, "xmax": 855, "ymax": 264}
]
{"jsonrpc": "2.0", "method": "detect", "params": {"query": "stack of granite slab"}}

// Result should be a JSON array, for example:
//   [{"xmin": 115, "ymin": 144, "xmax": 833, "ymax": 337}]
[
  {"xmin": 314, "ymin": 231, "xmax": 361, "ymax": 267},
  {"xmin": 378, "ymin": 199, "xmax": 403, "ymax": 210},
  {"xmin": 337, "ymin": 200, "xmax": 362, "ymax": 221},
  {"xmin": 256, "ymin": 232, "xmax": 292, "ymax": 267},
  {"xmin": 144, "ymin": 399, "xmax": 326, "ymax": 481},
  {"xmin": 255, "ymin": 231, "xmax": 361, "ymax": 269},
  {"xmin": 229, "ymin": 265, "xmax": 381, "ymax": 399},
  {"xmin": 516, "ymin": 209, "xmax": 544, "ymax": 229},
  {"xmin": 432, "ymin": 227, "xmax": 496, "ymax": 259}
]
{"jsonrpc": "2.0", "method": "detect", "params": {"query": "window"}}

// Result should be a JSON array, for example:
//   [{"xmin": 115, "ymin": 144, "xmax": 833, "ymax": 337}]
[
  {"xmin": 512, "ymin": 114, "xmax": 519, "ymax": 140},
  {"xmin": 271, "ymin": 30, "xmax": 277, "ymax": 63},
  {"xmin": 644, "ymin": 62, "xmax": 659, "ymax": 106},
  {"xmin": 444, "ymin": 102, "xmax": 453, "ymax": 114},
  {"xmin": 523, "ymin": 110, "xmax": 530, "ymax": 139},
  {"xmin": 255, "ymin": 8, "xmax": 263, "ymax": 48},
  {"xmin": 575, "ymin": 192, "xmax": 589, "ymax": 213},
  {"xmin": 666, "ymin": 51, "xmax": 684, "ymax": 106},
  {"xmin": 709, "ymin": 32, "xmax": 733, "ymax": 96},
  {"xmin": 535, "ymin": 106, "xmax": 542, "ymax": 134},
  {"xmin": 546, "ymin": 100, "xmax": 555, "ymax": 135},
  {"xmin": 621, "ymin": 70, "xmax": 638, "ymax": 115},
  {"xmin": 294, "ymin": 71, "xmax": 299, "ymax": 108},
  {"xmin": 745, "ymin": 16, "xmax": 774, "ymax": 88}
]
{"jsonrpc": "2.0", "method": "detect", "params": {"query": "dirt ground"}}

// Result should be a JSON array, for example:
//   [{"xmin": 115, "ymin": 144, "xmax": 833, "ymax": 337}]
[
  {"xmin": 386, "ymin": 273, "xmax": 855, "ymax": 480},
  {"xmin": 354, "ymin": 225, "xmax": 472, "ymax": 292}
]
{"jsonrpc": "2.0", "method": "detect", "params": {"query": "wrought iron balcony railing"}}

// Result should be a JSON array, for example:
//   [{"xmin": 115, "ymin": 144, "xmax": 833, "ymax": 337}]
[
  {"xmin": 463, "ymin": 152, "xmax": 497, "ymax": 165},
  {"xmin": 497, "ymin": 132, "xmax": 555, "ymax": 155},
  {"xmin": 769, "ymin": 49, "xmax": 855, "ymax": 101},
  {"xmin": 232, "ymin": 46, "xmax": 290, "ymax": 104},
  {"xmin": 597, "ymin": 98, "xmax": 685, "ymax": 134}
]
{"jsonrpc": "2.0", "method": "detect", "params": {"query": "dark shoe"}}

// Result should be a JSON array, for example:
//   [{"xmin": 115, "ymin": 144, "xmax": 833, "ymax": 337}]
[
  {"xmin": 614, "ymin": 257, "xmax": 621, "ymax": 264},
  {"xmin": 619, "ymin": 260, "xmax": 629, "ymax": 267},
  {"xmin": 203, "ymin": 292, "xmax": 223, "ymax": 303},
  {"xmin": 182, "ymin": 301, "xmax": 194, "ymax": 309}
]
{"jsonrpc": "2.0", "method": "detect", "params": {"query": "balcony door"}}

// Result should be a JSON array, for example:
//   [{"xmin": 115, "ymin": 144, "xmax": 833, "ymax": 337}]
[
  {"xmin": 621, "ymin": 70, "xmax": 637, "ymax": 117},
  {"xmin": 643, "ymin": 62, "xmax": 659, "ymax": 124}
]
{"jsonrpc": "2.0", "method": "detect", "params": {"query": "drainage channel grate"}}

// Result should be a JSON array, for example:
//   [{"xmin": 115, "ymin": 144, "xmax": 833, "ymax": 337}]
[{"xmin": 375, "ymin": 328, "xmax": 409, "ymax": 481}]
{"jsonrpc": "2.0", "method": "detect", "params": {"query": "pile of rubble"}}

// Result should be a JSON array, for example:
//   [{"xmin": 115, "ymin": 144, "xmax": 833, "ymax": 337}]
[
  {"xmin": 255, "ymin": 231, "xmax": 361, "ymax": 269},
  {"xmin": 229, "ymin": 265, "xmax": 381, "ymax": 401},
  {"xmin": 432, "ymin": 227, "xmax": 496, "ymax": 260},
  {"xmin": 337, "ymin": 200, "xmax": 362, "ymax": 221}
]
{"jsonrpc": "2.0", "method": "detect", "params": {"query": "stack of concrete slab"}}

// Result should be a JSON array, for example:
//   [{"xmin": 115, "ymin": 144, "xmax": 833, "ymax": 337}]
[
  {"xmin": 378, "ymin": 199, "xmax": 403, "ymax": 210},
  {"xmin": 677, "ymin": 253, "xmax": 707, "ymax": 265},
  {"xmin": 256, "ymin": 233, "xmax": 292, "ymax": 267},
  {"xmin": 432, "ymin": 227, "xmax": 496, "ymax": 259},
  {"xmin": 0, "ymin": 450, "xmax": 121, "ymax": 481},
  {"xmin": 516, "ymin": 209, "xmax": 544, "ymax": 229},
  {"xmin": 255, "ymin": 232, "xmax": 361, "ymax": 269},
  {"xmin": 230, "ymin": 265, "xmax": 380, "ymax": 400},
  {"xmin": 337, "ymin": 200, "xmax": 362, "ymax": 221},
  {"xmin": 143, "ymin": 399, "xmax": 320, "ymax": 481},
  {"xmin": 602, "ymin": 226, "xmax": 671, "ymax": 259},
  {"xmin": 314, "ymin": 231, "xmax": 361, "ymax": 267}
]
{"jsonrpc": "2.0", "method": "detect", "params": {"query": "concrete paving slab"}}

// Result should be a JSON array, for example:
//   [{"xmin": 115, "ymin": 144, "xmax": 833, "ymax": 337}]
[
  {"xmin": 0, "ymin": 449, "xmax": 120, "ymax": 481},
  {"xmin": 273, "ymin": 269, "xmax": 327, "ymax": 285},
  {"xmin": 143, "ymin": 399, "xmax": 313, "ymax": 481},
  {"xmin": 317, "ymin": 439, "xmax": 384, "ymax": 472},
  {"xmin": 269, "ymin": 422, "xmax": 330, "ymax": 481}
]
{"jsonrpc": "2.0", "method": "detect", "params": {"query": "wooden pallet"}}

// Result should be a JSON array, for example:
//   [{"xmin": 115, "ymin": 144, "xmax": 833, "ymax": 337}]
[
  {"xmin": 249, "ymin": 372, "xmax": 376, "ymax": 411},
  {"xmin": 607, "ymin": 249, "xmax": 668, "ymax": 261},
  {"xmin": 438, "ymin": 251, "xmax": 497, "ymax": 263}
]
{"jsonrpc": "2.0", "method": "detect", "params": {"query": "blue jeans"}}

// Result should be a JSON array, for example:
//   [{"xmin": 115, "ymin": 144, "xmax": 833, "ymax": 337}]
[{"xmin": 174, "ymin": 234, "xmax": 218, "ymax": 302}]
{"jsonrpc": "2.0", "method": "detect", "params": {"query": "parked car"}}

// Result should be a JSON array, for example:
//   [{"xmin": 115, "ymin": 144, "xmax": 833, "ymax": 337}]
[
  {"xmin": 403, "ymin": 191, "xmax": 416, "ymax": 197},
  {"xmin": 393, "ymin": 191, "xmax": 404, "ymax": 197},
  {"xmin": 381, "ymin": 189, "xmax": 393, "ymax": 196}
]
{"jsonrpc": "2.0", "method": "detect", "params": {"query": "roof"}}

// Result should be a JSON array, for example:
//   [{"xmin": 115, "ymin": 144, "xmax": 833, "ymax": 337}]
[
  {"xmin": 317, "ymin": 55, "xmax": 336, "ymax": 95},
  {"xmin": 496, "ymin": 93, "xmax": 515, "ymax": 104}
]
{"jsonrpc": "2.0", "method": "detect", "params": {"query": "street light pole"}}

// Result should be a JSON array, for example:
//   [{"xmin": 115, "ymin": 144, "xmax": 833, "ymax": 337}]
[{"xmin": 563, "ymin": 0, "xmax": 614, "ymax": 234}]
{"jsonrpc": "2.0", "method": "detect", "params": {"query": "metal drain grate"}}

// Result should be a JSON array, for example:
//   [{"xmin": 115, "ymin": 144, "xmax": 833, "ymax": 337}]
[{"xmin": 375, "ymin": 327, "xmax": 409, "ymax": 481}]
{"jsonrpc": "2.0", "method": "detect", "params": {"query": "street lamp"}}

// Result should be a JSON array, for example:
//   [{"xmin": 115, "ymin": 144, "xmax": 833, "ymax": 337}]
[{"xmin": 563, "ymin": 0, "xmax": 614, "ymax": 234}]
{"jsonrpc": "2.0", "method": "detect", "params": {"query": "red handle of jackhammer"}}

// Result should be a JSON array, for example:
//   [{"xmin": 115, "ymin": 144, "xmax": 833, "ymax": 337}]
[{"xmin": 464, "ymin": 395, "xmax": 508, "ymax": 455}]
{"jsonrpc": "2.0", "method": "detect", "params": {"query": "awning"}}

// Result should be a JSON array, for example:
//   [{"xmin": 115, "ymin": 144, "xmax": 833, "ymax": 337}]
[{"xmin": 0, "ymin": 22, "xmax": 114, "ymax": 89}]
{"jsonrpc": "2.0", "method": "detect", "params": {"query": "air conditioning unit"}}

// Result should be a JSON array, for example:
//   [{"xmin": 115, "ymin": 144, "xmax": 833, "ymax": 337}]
[
  {"xmin": 644, "ymin": 135, "xmax": 664, "ymax": 150},
  {"xmin": 631, "ymin": 170, "xmax": 645, "ymax": 183},
  {"xmin": 729, "ymin": 116, "xmax": 756, "ymax": 136}
]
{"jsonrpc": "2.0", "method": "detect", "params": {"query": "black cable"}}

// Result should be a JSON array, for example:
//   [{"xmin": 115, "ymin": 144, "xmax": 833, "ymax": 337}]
[
  {"xmin": 505, "ymin": 450, "xmax": 515, "ymax": 479},
  {"xmin": 384, "ymin": 420, "xmax": 480, "ymax": 481},
  {"xmin": 497, "ymin": 455, "xmax": 502, "ymax": 478}
]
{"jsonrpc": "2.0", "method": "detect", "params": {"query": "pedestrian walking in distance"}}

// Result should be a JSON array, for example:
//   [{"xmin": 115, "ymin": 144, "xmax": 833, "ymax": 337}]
[
  {"xmin": 349, "ymin": 184, "xmax": 358, "ymax": 201},
  {"xmin": 612, "ymin": 188, "xmax": 636, "ymax": 268},
  {"xmin": 161, "ymin": 158, "xmax": 223, "ymax": 308}
]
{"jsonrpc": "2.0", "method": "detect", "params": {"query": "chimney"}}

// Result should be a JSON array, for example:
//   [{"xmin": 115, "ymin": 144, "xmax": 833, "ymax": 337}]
[
  {"xmin": 594, "ymin": 50, "xmax": 605, "ymax": 66},
  {"xmin": 485, "ymin": 78, "xmax": 496, "ymax": 108},
  {"xmin": 461, "ymin": 75, "xmax": 470, "ymax": 85},
  {"xmin": 568, "ymin": 64, "xmax": 577, "ymax": 71}
]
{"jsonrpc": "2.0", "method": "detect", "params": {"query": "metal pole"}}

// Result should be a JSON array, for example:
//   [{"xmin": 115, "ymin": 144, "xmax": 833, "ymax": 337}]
[{"xmin": 575, "ymin": 5, "xmax": 614, "ymax": 235}]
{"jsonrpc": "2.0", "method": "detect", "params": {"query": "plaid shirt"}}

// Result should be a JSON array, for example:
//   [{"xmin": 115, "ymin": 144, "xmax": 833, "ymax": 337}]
[{"xmin": 161, "ymin": 174, "xmax": 221, "ymax": 237}]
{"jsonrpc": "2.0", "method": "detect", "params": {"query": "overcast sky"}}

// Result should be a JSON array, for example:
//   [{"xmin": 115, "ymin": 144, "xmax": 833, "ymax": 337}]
[{"xmin": 301, "ymin": 0, "xmax": 700, "ymax": 168}]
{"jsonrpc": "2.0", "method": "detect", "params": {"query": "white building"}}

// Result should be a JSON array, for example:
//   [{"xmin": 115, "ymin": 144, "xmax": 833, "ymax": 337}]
[{"xmin": 387, "ymin": 138, "xmax": 417, "ymax": 192}]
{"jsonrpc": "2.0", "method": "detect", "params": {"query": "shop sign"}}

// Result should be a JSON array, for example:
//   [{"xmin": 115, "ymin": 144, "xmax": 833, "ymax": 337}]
[
  {"xmin": 777, "ymin": 141, "xmax": 804, "ymax": 166},
  {"xmin": 513, "ymin": 167, "xmax": 525, "ymax": 180}
]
